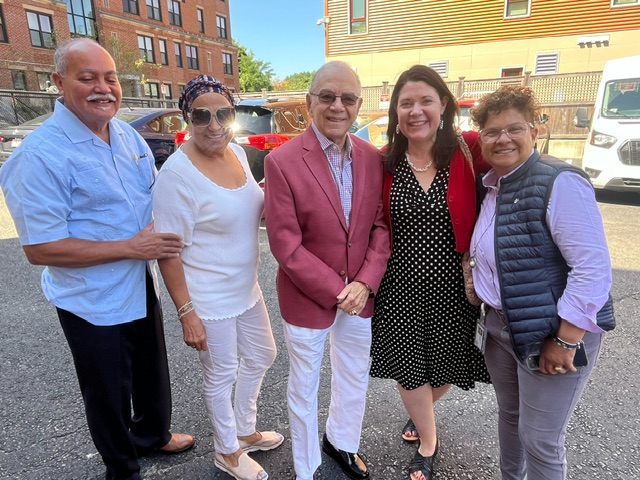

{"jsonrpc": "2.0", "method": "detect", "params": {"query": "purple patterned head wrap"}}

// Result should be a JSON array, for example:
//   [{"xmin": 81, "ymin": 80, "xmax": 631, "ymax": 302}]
[{"xmin": 178, "ymin": 75, "xmax": 235, "ymax": 122}]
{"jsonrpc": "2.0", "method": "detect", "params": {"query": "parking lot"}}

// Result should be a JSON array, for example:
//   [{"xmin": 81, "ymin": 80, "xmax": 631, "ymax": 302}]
[{"xmin": 1, "ymin": 190, "xmax": 639, "ymax": 479}]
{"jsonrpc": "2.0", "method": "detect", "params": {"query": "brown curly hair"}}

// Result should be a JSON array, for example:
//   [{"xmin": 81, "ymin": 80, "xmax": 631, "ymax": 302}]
[{"xmin": 470, "ymin": 85, "xmax": 540, "ymax": 129}]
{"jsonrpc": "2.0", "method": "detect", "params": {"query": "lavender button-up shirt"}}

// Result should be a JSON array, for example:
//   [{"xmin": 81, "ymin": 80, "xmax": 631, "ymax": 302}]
[
  {"xmin": 311, "ymin": 123, "xmax": 354, "ymax": 227},
  {"xmin": 471, "ymin": 156, "xmax": 611, "ymax": 333}
]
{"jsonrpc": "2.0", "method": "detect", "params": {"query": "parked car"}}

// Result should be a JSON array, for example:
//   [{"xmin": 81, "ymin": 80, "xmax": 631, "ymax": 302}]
[
  {"xmin": 0, "ymin": 107, "xmax": 184, "ymax": 169},
  {"xmin": 353, "ymin": 98, "xmax": 478, "ymax": 149},
  {"xmin": 354, "ymin": 98, "xmax": 550, "ymax": 153},
  {"xmin": 175, "ymin": 97, "xmax": 310, "ymax": 185}
]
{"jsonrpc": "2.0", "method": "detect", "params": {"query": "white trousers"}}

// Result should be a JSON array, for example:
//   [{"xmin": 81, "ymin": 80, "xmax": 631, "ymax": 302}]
[
  {"xmin": 198, "ymin": 298, "xmax": 277, "ymax": 454},
  {"xmin": 283, "ymin": 310, "xmax": 372, "ymax": 480}
]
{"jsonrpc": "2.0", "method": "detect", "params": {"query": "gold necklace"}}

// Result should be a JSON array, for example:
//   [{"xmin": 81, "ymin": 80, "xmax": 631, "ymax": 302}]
[{"xmin": 405, "ymin": 153, "xmax": 433, "ymax": 172}]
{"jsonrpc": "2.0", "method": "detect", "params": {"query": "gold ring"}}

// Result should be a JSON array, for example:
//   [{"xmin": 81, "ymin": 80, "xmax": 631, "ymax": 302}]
[{"xmin": 554, "ymin": 366, "xmax": 564, "ymax": 372}]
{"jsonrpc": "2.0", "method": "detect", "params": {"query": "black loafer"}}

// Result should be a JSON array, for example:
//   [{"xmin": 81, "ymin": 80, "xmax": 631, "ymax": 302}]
[{"xmin": 322, "ymin": 433, "xmax": 369, "ymax": 479}]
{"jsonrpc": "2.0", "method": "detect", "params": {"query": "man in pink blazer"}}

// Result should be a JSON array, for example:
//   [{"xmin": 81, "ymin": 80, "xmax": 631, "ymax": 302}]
[{"xmin": 264, "ymin": 61, "xmax": 390, "ymax": 480}]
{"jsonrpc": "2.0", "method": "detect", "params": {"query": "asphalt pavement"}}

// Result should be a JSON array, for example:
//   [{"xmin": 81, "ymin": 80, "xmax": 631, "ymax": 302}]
[{"xmin": 1, "ymin": 190, "xmax": 639, "ymax": 480}]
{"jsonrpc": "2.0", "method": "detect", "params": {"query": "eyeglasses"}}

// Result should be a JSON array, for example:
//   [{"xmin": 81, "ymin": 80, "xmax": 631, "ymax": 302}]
[
  {"xmin": 309, "ymin": 91, "xmax": 360, "ymax": 107},
  {"xmin": 189, "ymin": 106, "xmax": 236, "ymax": 128},
  {"xmin": 479, "ymin": 122, "xmax": 534, "ymax": 143}
]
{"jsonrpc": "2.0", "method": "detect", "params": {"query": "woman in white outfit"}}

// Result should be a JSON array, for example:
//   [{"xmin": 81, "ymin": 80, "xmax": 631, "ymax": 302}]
[{"xmin": 153, "ymin": 75, "xmax": 282, "ymax": 480}]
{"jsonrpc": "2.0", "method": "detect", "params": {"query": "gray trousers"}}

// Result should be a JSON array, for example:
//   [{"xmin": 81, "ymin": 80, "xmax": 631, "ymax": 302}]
[{"xmin": 484, "ymin": 308, "xmax": 603, "ymax": 480}]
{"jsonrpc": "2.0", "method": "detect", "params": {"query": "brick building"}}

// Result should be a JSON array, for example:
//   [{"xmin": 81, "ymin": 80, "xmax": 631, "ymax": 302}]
[{"xmin": 0, "ymin": 0, "xmax": 238, "ymax": 98}]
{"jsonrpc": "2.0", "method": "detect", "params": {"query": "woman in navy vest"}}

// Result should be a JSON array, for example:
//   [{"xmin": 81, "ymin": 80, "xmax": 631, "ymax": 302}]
[{"xmin": 468, "ymin": 85, "xmax": 614, "ymax": 480}]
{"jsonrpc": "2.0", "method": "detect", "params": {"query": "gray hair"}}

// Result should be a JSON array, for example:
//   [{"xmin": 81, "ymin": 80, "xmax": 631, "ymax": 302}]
[
  {"xmin": 54, "ymin": 38, "xmax": 103, "ymax": 76},
  {"xmin": 309, "ymin": 61, "xmax": 362, "ymax": 95}
]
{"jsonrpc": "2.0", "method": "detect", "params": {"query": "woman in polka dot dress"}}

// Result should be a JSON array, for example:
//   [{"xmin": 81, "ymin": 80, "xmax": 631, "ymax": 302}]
[{"xmin": 370, "ymin": 65, "xmax": 491, "ymax": 480}]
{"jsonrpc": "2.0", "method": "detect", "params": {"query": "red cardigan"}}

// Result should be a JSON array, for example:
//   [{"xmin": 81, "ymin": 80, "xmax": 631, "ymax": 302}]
[{"xmin": 383, "ymin": 130, "xmax": 490, "ymax": 253}]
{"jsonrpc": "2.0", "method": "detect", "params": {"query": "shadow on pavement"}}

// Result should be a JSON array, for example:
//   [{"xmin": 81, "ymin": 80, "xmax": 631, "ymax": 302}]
[{"xmin": 596, "ymin": 190, "xmax": 640, "ymax": 206}]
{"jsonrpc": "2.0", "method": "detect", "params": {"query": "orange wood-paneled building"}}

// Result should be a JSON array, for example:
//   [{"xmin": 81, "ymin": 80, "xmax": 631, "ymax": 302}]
[{"xmin": 322, "ymin": 0, "xmax": 640, "ymax": 86}]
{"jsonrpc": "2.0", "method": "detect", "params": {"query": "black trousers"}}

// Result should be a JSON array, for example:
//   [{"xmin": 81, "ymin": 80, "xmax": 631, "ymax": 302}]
[{"xmin": 57, "ymin": 275, "xmax": 172, "ymax": 480}]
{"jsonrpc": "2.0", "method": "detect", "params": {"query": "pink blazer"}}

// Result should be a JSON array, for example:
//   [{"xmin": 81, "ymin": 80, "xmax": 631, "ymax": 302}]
[{"xmin": 264, "ymin": 128, "xmax": 391, "ymax": 329}]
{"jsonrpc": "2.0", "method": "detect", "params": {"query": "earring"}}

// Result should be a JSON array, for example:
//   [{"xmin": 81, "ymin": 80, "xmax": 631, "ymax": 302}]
[
  {"xmin": 396, "ymin": 124, "xmax": 400, "ymax": 134},
  {"xmin": 439, "ymin": 119, "xmax": 444, "ymax": 130}
]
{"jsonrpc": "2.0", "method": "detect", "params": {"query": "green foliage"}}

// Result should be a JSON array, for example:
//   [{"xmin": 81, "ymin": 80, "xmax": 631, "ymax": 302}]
[
  {"xmin": 235, "ymin": 40, "xmax": 274, "ymax": 93},
  {"xmin": 282, "ymin": 71, "xmax": 315, "ymax": 90}
]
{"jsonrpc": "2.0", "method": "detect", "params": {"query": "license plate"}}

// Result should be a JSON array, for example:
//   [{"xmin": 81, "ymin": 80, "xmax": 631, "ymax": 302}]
[{"xmin": 11, "ymin": 139, "xmax": 22, "ymax": 148}]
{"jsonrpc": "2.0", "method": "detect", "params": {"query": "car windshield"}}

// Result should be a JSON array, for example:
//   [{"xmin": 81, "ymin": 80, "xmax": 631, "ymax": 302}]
[
  {"xmin": 602, "ymin": 79, "xmax": 640, "ymax": 118},
  {"xmin": 20, "ymin": 113, "xmax": 53, "ymax": 126},
  {"xmin": 115, "ymin": 112, "xmax": 147, "ymax": 122},
  {"xmin": 234, "ymin": 106, "xmax": 272, "ymax": 135}
]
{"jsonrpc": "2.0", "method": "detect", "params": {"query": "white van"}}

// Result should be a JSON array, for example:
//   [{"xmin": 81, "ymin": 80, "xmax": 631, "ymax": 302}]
[{"xmin": 575, "ymin": 55, "xmax": 640, "ymax": 192}]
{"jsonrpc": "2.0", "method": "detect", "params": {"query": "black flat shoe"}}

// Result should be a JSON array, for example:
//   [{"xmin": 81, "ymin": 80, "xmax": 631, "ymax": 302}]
[
  {"xmin": 322, "ymin": 433, "xmax": 369, "ymax": 479},
  {"xmin": 408, "ymin": 440, "xmax": 439, "ymax": 480}
]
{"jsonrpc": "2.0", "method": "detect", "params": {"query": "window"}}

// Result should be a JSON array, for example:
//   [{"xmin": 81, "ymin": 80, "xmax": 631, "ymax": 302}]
[
  {"xmin": 504, "ymin": 0, "xmax": 531, "ymax": 18},
  {"xmin": 123, "ymin": 0, "xmax": 139, "ymax": 15},
  {"xmin": 197, "ymin": 9, "xmax": 205, "ymax": 33},
  {"xmin": 168, "ymin": 0, "xmax": 181, "ymax": 26},
  {"xmin": 27, "ymin": 12, "xmax": 54, "ymax": 48},
  {"xmin": 501, "ymin": 67, "xmax": 524, "ymax": 77},
  {"xmin": 147, "ymin": 0, "xmax": 161, "ymax": 20},
  {"xmin": 67, "ymin": 0, "xmax": 97, "ymax": 38},
  {"xmin": 12, "ymin": 71, "xmax": 27, "ymax": 90},
  {"xmin": 138, "ymin": 35, "xmax": 155, "ymax": 63},
  {"xmin": 186, "ymin": 45, "xmax": 199, "ymax": 69},
  {"xmin": 0, "ymin": 5, "xmax": 8, "ymax": 43},
  {"xmin": 162, "ymin": 83, "xmax": 172, "ymax": 99},
  {"xmin": 144, "ymin": 82, "xmax": 160, "ymax": 98},
  {"xmin": 37, "ymin": 72, "xmax": 52, "ymax": 91},
  {"xmin": 222, "ymin": 52, "xmax": 233, "ymax": 75},
  {"xmin": 428, "ymin": 61, "xmax": 448, "ymax": 77},
  {"xmin": 216, "ymin": 15, "xmax": 227, "ymax": 38},
  {"xmin": 159, "ymin": 39, "xmax": 168, "ymax": 65},
  {"xmin": 174, "ymin": 42, "xmax": 183, "ymax": 67},
  {"xmin": 535, "ymin": 53, "xmax": 559, "ymax": 74},
  {"xmin": 350, "ymin": 0, "xmax": 367, "ymax": 34},
  {"xmin": 612, "ymin": 0, "xmax": 639, "ymax": 5}
]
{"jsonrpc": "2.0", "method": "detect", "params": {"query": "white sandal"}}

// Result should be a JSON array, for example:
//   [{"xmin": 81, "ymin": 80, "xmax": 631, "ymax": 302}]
[
  {"xmin": 238, "ymin": 431, "xmax": 284, "ymax": 453},
  {"xmin": 214, "ymin": 452, "xmax": 268, "ymax": 480}
]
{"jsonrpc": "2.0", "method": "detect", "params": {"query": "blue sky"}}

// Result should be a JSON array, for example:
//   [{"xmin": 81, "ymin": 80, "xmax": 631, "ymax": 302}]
[{"xmin": 229, "ymin": 1, "xmax": 327, "ymax": 79}]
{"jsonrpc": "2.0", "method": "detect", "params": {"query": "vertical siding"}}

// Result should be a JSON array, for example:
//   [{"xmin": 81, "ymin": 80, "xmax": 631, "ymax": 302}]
[{"xmin": 327, "ymin": 0, "xmax": 640, "ymax": 55}]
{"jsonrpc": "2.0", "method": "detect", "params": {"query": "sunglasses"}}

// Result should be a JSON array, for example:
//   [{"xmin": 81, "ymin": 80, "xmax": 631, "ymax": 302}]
[
  {"xmin": 188, "ymin": 106, "xmax": 236, "ymax": 128},
  {"xmin": 309, "ymin": 91, "xmax": 360, "ymax": 106}
]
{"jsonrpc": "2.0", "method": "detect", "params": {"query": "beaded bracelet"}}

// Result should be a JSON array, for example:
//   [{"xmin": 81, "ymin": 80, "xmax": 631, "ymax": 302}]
[
  {"xmin": 553, "ymin": 335, "xmax": 580, "ymax": 350},
  {"xmin": 177, "ymin": 300, "xmax": 193, "ymax": 318}
]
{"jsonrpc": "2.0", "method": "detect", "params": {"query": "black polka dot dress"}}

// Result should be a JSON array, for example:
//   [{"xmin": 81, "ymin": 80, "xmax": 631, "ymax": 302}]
[{"xmin": 370, "ymin": 159, "xmax": 491, "ymax": 391}]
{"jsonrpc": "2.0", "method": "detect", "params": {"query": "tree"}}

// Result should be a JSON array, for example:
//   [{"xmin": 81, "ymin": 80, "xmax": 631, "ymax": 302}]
[
  {"xmin": 282, "ymin": 71, "xmax": 315, "ymax": 91},
  {"xmin": 235, "ymin": 40, "xmax": 274, "ymax": 93}
]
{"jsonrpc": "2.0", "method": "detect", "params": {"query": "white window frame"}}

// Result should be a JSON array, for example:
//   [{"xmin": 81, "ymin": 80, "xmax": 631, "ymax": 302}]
[
  {"xmin": 504, "ymin": 0, "xmax": 531, "ymax": 18},
  {"xmin": 534, "ymin": 53, "xmax": 559, "ymax": 74},
  {"xmin": 611, "ymin": 0, "xmax": 639, "ymax": 6}
]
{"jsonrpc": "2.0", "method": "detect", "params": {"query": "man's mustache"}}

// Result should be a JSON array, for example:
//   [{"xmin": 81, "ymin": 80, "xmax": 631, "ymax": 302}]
[{"xmin": 87, "ymin": 94, "xmax": 117, "ymax": 102}]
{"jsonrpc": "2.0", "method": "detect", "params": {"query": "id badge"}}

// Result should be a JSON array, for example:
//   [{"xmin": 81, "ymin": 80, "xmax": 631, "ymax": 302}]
[{"xmin": 474, "ymin": 303, "xmax": 488, "ymax": 353}]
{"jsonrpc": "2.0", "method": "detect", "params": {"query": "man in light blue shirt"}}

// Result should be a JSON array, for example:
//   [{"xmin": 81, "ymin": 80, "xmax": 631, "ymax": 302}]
[{"xmin": 0, "ymin": 38, "xmax": 194, "ymax": 480}]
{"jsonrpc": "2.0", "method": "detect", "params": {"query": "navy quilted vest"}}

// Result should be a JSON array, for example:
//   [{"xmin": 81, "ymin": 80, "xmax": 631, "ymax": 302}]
[{"xmin": 493, "ymin": 152, "xmax": 615, "ymax": 361}]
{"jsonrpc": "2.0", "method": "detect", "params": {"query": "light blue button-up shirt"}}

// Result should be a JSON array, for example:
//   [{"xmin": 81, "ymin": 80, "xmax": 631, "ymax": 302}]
[{"xmin": 0, "ymin": 100, "xmax": 156, "ymax": 325}]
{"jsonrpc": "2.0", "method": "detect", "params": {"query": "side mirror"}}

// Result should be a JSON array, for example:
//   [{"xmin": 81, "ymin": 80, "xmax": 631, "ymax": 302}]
[{"xmin": 574, "ymin": 107, "xmax": 590, "ymax": 129}]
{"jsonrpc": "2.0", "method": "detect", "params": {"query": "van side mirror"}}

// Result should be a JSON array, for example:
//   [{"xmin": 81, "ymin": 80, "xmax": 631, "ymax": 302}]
[{"xmin": 574, "ymin": 107, "xmax": 590, "ymax": 129}]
